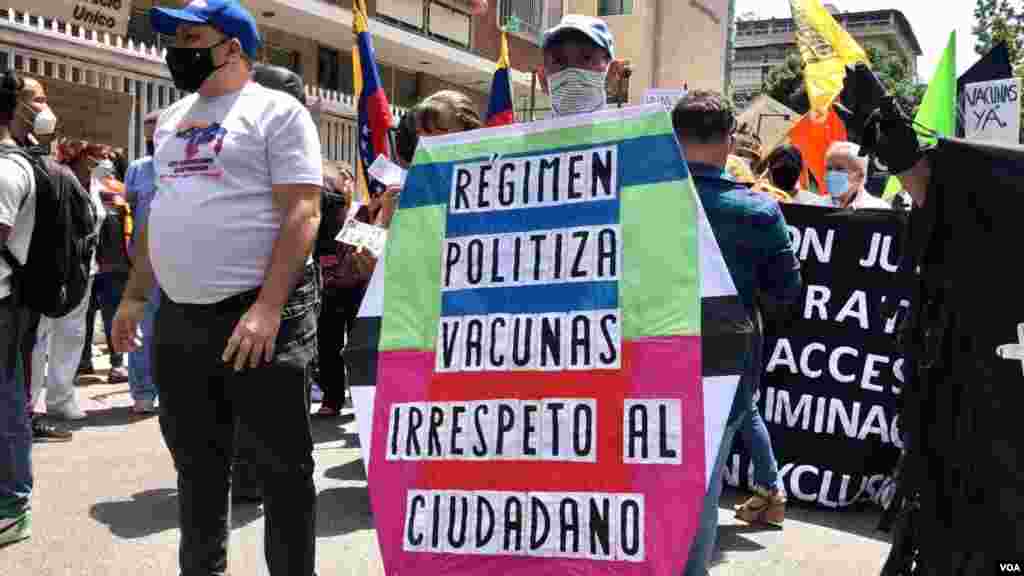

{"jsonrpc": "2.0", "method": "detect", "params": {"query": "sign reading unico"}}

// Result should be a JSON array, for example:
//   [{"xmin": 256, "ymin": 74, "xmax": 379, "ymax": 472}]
[{"xmin": 8, "ymin": 0, "xmax": 133, "ymax": 37}]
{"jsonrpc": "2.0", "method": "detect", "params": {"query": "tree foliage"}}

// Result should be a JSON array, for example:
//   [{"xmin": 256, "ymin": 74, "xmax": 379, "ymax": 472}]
[
  {"xmin": 973, "ymin": 0, "xmax": 1023, "ymax": 74},
  {"xmin": 973, "ymin": 0, "xmax": 1024, "ymax": 140},
  {"xmin": 762, "ymin": 45, "xmax": 925, "ymax": 116}
]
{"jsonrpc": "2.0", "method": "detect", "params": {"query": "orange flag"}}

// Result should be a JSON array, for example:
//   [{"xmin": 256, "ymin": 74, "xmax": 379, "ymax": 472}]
[{"xmin": 788, "ymin": 106, "xmax": 847, "ymax": 194}]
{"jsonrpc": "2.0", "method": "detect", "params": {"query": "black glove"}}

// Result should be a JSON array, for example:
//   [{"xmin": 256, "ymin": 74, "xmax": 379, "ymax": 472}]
[{"xmin": 860, "ymin": 96, "xmax": 923, "ymax": 175}]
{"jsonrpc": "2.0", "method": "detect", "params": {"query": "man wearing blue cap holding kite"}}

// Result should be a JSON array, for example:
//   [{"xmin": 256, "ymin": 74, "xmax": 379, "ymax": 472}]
[
  {"xmin": 540, "ymin": 14, "xmax": 631, "ymax": 117},
  {"xmin": 111, "ymin": 1, "xmax": 324, "ymax": 574}
]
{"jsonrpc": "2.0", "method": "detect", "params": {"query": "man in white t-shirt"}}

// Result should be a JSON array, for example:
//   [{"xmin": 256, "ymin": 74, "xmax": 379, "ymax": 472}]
[
  {"xmin": 0, "ymin": 69, "xmax": 36, "ymax": 546},
  {"xmin": 110, "ymin": 1, "xmax": 323, "ymax": 573}
]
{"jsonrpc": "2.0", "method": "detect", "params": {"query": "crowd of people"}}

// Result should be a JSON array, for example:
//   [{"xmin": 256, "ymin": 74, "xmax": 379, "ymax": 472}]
[
  {"xmin": 0, "ymin": 0, "xmax": 927, "ymax": 574},
  {"xmin": 2, "ymin": 77, "xmax": 161, "ymax": 448}
]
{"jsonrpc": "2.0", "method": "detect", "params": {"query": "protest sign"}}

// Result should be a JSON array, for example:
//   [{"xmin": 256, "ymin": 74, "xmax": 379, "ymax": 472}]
[
  {"xmin": 727, "ymin": 205, "xmax": 908, "ymax": 508},
  {"xmin": 347, "ymin": 104, "xmax": 751, "ymax": 574},
  {"xmin": 6, "ymin": 0, "xmax": 134, "ymax": 36},
  {"xmin": 963, "ymin": 78, "xmax": 1021, "ymax": 144},
  {"xmin": 642, "ymin": 88, "xmax": 687, "ymax": 110}
]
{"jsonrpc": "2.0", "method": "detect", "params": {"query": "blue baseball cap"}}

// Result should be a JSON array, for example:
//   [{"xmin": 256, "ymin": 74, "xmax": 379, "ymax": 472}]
[
  {"xmin": 542, "ymin": 14, "xmax": 615, "ymax": 60},
  {"xmin": 151, "ymin": 0, "xmax": 262, "ymax": 60}
]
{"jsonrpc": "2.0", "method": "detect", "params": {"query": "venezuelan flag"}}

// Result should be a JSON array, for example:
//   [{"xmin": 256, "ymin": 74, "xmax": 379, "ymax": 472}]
[
  {"xmin": 484, "ymin": 30, "xmax": 514, "ymax": 127},
  {"xmin": 353, "ymin": 0, "xmax": 394, "ymax": 202}
]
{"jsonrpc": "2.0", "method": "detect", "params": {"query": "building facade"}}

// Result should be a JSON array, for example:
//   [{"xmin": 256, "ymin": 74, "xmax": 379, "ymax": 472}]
[
  {"xmin": 0, "ymin": 0, "xmax": 550, "ymax": 164},
  {"xmin": 731, "ymin": 4, "xmax": 923, "ymax": 108},
  {"xmin": 564, "ymin": 0, "xmax": 732, "ymax": 104}
]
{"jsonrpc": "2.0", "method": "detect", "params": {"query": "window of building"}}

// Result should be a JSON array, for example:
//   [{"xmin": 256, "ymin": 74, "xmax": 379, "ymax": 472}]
[
  {"xmin": 599, "ymin": 0, "xmax": 633, "ymax": 16},
  {"xmin": 319, "ymin": 46, "xmax": 340, "ymax": 91},
  {"xmin": 394, "ymin": 68, "xmax": 419, "ymax": 108},
  {"xmin": 126, "ymin": 8, "xmax": 174, "ymax": 50},
  {"xmin": 339, "ymin": 50, "xmax": 355, "ymax": 95},
  {"xmin": 266, "ymin": 44, "xmax": 303, "ymax": 77},
  {"xmin": 499, "ymin": 0, "xmax": 559, "ymax": 43}
]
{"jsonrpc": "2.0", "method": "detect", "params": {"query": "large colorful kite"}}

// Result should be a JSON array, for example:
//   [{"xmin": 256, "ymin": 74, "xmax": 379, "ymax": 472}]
[{"xmin": 347, "ymin": 104, "xmax": 749, "ymax": 574}]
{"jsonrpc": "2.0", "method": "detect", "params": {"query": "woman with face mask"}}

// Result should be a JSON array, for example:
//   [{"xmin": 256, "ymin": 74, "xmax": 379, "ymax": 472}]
[
  {"xmin": 57, "ymin": 142, "xmax": 130, "ymax": 386},
  {"xmin": 25, "ymin": 141, "xmax": 109, "ymax": 425},
  {"xmin": 11, "ymin": 77, "xmax": 57, "ymax": 150},
  {"xmin": 540, "ymin": 15, "xmax": 630, "ymax": 118}
]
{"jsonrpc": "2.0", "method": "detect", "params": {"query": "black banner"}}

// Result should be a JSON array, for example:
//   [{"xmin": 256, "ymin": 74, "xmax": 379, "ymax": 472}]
[{"xmin": 726, "ymin": 204, "xmax": 910, "ymax": 508}]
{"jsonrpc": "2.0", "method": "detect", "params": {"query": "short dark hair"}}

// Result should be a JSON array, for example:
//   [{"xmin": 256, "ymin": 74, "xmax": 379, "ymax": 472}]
[
  {"xmin": 251, "ymin": 63, "xmax": 307, "ymax": 106},
  {"xmin": 671, "ymin": 89, "xmax": 736, "ymax": 144},
  {"xmin": 395, "ymin": 109, "xmax": 418, "ymax": 166},
  {"xmin": 0, "ymin": 69, "xmax": 22, "ymax": 126},
  {"xmin": 764, "ymin": 144, "xmax": 803, "ymax": 192}
]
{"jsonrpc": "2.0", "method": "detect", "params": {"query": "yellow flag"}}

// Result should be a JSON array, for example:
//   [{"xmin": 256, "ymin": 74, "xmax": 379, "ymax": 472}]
[
  {"xmin": 789, "ymin": 0, "xmax": 868, "ymax": 121},
  {"xmin": 353, "ymin": 0, "xmax": 368, "ymax": 202}
]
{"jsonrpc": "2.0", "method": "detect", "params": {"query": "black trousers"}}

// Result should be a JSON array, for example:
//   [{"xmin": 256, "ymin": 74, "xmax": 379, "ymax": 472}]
[
  {"xmin": 316, "ymin": 286, "xmax": 363, "ymax": 410},
  {"xmin": 154, "ymin": 265, "xmax": 318, "ymax": 576},
  {"xmin": 81, "ymin": 271, "xmax": 129, "ymax": 369}
]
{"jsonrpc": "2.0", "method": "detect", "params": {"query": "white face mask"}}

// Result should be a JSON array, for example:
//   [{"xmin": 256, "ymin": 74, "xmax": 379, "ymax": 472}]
[
  {"xmin": 548, "ymin": 67, "xmax": 608, "ymax": 117},
  {"xmin": 22, "ymin": 103, "xmax": 58, "ymax": 136}
]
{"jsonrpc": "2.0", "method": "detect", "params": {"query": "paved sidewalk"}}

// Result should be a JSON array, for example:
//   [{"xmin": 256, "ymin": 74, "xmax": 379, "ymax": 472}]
[{"xmin": 2, "ymin": 348, "xmax": 892, "ymax": 575}]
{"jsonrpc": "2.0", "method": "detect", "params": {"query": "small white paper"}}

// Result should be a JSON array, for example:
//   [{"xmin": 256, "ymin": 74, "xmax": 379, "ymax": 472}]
[
  {"xmin": 336, "ymin": 218, "xmax": 388, "ymax": 258},
  {"xmin": 368, "ymin": 154, "xmax": 407, "ymax": 188}
]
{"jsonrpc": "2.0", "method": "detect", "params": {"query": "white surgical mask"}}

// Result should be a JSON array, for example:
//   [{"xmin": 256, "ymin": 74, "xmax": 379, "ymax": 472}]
[
  {"xmin": 548, "ymin": 67, "xmax": 608, "ymax": 117},
  {"xmin": 22, "ymin": 103, "xmax": 58, "ymax": 136},
  {"xmin": 825, "ymin": 170, "xmax": 849, "ymax": 206}
]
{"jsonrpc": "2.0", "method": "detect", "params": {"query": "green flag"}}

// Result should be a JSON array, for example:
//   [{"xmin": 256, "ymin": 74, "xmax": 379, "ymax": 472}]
[{"xmin": 883, "ymin": 30, "xmax": 957, "ymax": 200}]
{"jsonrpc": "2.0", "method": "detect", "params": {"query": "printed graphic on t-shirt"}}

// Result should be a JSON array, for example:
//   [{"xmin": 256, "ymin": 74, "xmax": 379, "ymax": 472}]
[{"xmin": 162, "ymin": 120, "xmax": 228, "ymax": 179}]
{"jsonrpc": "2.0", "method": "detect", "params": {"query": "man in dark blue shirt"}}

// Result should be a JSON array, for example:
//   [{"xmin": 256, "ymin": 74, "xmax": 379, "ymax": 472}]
[{"xmin": 672, "ymin": 90, "xmax": 802, "ymax": 575}]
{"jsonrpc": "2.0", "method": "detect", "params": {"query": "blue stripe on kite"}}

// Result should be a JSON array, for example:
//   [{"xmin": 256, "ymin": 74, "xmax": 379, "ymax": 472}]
[
  {"xmin": 444, "ymin": 199, "xmax": 619, "ymax": 238},
  {"xmin": 441, "ymin": 281, "xmax": 618, "ymax": 316},
  {"xmin": 619, "ymin": 135, "xmax": 688, "ymax": 188},
  {"xmin": 399, "ymin": 134, "xmax": 688, "ymax": 210}
]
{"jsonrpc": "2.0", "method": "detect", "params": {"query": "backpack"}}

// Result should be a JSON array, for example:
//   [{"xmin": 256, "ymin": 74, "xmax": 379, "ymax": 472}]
[{"xmin": 0, "ymin": 144, "xmax": 98, "ymax": 317}]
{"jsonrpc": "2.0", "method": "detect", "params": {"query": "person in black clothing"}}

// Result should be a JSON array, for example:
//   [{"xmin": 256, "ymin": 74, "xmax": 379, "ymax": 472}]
[{"xmin": 314, "ymin": 160, "xmax": 371, "ymax": 417}]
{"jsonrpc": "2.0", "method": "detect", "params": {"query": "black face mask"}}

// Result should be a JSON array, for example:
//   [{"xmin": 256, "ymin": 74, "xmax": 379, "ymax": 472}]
[
  {"xmin": 145, "ymin": 140, "xmax": 155, "ymax": 157},
  {"xmin": 165, "ymin": 38, "xmax": 230, "ymax": 93}
]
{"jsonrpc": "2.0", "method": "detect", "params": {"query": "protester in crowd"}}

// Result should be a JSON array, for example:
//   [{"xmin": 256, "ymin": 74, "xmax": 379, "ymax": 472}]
[
  {"xmin": 229, "ymin": 62, "xmax": 315, "ymax": 505},
  {"xmin": 5, "ymin": 76, "xmax": 89, "ymax": 443},
  {"xmin": 111, "ymin": 148, "xmax": 129, "ymax": 183},
  {"xmin": 540, "ymin": 14, "xmax": 629, "ymax": 118},
  {"xmin": 732, "ymin": 128, "xmax": 763, "ymax": 167},
  {"xmin": 26, "ymin": 140, "xmax": 108, "ymax": 424},
  {"xmin": 60, "ymin": 141, "xmax": 128, "ymax": 384},
  {"xmin": 825, "ymin": 141, "xmax": 891, "ymax": 209},
  {"xmin": 394, "ymin": 108, "xmax": 418, "ymax": 169},
  {"xmin": 111, "ymin": 1, "xmax": 323, "ymax": 573},
  {"xmin": 0, "ymin": 68, "xmax": 39, "ymax": 545},
  {"xmin": 765, "ymin": 144, "xmax": 830, "ymax": 207},
  {"xmin": 124, "ymin": 111, "xmax": 162, "ymax": 415},
  {"xmin": 316, "ymin": 160, "xmax": 370, "ymax": 417},
  {"xmin": 672, "ymin": 90, "xmax": 802, "ymax": 576},
  {"xmin": 349, "ymin": 89, "xmax": 483, "ymax": 280}
]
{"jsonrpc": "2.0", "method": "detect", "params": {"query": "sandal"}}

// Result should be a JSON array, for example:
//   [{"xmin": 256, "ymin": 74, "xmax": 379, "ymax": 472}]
[{"xmin": 735, "ymin": 486, "xmax": 786, "ymax": 527}]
